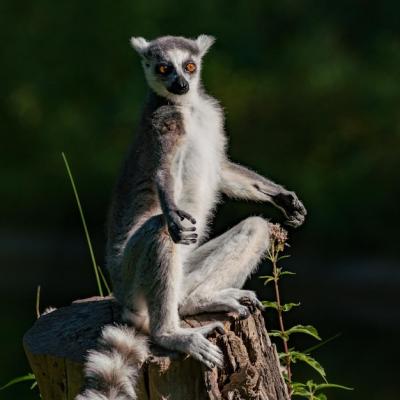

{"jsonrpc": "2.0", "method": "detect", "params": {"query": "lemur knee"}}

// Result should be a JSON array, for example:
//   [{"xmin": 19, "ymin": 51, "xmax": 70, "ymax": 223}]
[{"xmin": 241, "ymin": 216, "xmax": 270, "ymax": 237}]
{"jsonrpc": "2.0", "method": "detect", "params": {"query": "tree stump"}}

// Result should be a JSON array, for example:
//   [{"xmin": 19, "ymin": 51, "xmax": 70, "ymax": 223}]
[{"xmin": 23, "ymin": 297, "xmax": 289, "ymax": 400}]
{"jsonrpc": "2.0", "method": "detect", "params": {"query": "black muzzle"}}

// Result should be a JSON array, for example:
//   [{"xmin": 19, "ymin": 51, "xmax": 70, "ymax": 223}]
[{"xmin": 168, "ymin": 77, "xmax": 189, "ymax": 95}]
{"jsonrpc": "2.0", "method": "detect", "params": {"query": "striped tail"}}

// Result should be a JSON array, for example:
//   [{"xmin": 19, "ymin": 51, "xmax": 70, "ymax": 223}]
[{"xmin": 76, "ymin": 325, "xmax": 148, "ymax": 400}]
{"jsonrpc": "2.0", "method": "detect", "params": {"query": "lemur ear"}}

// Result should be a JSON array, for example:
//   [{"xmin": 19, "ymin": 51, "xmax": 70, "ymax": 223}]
[
  {"xmin": 130, "ymin": 37, "xmax": 150, "ymax": 56},
  {"xmin": 196, "ymin": 35, "xmax": 215, "ymax": 56}
]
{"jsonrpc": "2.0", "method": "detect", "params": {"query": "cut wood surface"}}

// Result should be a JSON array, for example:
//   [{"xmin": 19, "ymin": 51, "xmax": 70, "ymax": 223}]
[{"xmin": 24, "ymin": 297, "xmax": 289, "ymax": 400}]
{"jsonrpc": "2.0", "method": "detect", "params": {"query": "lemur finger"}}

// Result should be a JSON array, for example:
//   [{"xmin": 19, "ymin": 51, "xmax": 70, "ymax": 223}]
[
  {"xmin": 237, "ymin": 306, "xmax": 250, "ymax": 319},
  {"xmin": 180, "ymin": 237, "xmax": 198, "ymax": 243},
  {"xmin": 285, "ymin": 218, "xmax": 300, "ymax": 228},
  {"xmin": 199, "ymin": 345, "xmax": 224, "ymax": 368},
  {"xmin": 206, "ymin": 347, "xmax": 224, "ymax": 367},
  {"xmin": 179, "ymin": 239, "xmax": 197, "ymax": 245},
  {"xmin": 194, "ymin": 321, "xmax": 225, "ymax": 337},
  {"xmin": 208, "ymin": 321, "xmax": 225, "ymax": 335},
  {"xmin": 177, "ymin": 210, "xmax": 196, "ymax": 224},
  {"xmin": 190, "ymin": 343, "xmax": 223, "ymax": 369},
  {"xmin": 285, "ymin": 211, "xmax": 305, "ymax": 227},
  {"xmin": 293, "ymin": 199, "xmax": 307, "ymax": 215},
  {"xmin": 181, "ymin": 226, "xmax": 196, "ymax": 232},
  {"xmin": 240, "ymin": 292, "xmax": 264, "ymax": 311},
  {"xmin": 198, "ymin": 342, "xmax": 223, "ymax": 363},
  {"xmin": 292, "ymin": 211, "xmax": 305, "ymax": 223},
  {"xmin": 197, "ymin": 353, "xmax": 219, "ymax": 370},
  {"xmin": 182, "ymin": 233, "xmax": 198, "ymax": 239},
  {"xmin": 215, "ymin": 324, "xmax": 226, "ymax": 335}
]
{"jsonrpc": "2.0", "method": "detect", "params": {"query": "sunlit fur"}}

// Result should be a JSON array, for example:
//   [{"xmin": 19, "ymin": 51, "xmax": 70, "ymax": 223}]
[
  {"xmin": 76, "ymin": 326, "xmax": 148, "ymax": 400},
  {"xmin": 77, "ymin": 34, "xmax": 306, "ymax": 400}
]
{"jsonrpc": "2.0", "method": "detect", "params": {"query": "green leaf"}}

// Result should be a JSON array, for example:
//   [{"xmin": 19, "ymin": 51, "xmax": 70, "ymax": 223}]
[
  {"xmin": 269, "ymin": 330, "xmax": 287, "ymax": 340},
  {"xmin": 315, "ymin": 383, "xmax": 353, "ymax": 392},
  {"xmin": 286, "ymin": 325, "xmax": 321, "ymax": 340},
  {"xmin": 262, "ymin": 301, "xmax": 300, "ymax": 312},
  {"xmin": 259, "ymin": 275, "xmax": 274, "ymax": 279},
  {"xmin": 315, "ymin": 394, "xmax": 327, "ymax": 400},
  {"xmin": 306, "ymin": 380, "xmax": 316, "ymax": 391},
  {"xmin": 292, "ymin": 382, "xmax": 307, "ymax": 390},
  {"xmin": 281, "ymin": 302, "xmax": 301, "ymax": 312},
  {"xmin": 292, "ymin": 382, "xmax": 312, "ymax": 399},
  {"xmin": 30, "ymin": 381, "xmax": 38, "ymax": 390},
  {"xmin": 262, "ymin": 301, "xmax": 279, "ymax": 310},
  {"xmin": 1, "ymin": 373, "xmax": 36, "ymax": 390},
  {"xmin": 277, "ymin": 255, "xmax": 291, "ymax": 261},
  {"xmin": 280, "ymin": 269, "xmax": 296, "ymax": 275},
  {"xmin": 292, "ymin": 385, "xmax": 311, "ymax": 397},
  {"xmin": 290, "ymin": 352, "xmax": 327, "ymax": 380},
  {"xmin": 259, "ymin": 275, "xmax": 275, "ymax": 285}
]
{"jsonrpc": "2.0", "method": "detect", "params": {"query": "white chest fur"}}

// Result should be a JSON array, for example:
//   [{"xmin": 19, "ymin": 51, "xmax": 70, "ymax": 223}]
[{"xmin": 172, "ymin": 97, "xmax": 225, "ymax": 236}]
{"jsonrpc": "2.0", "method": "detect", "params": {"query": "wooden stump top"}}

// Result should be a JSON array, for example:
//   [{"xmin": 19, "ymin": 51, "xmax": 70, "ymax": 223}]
[{"xmin": 24, "ymin": 297, "xmax": 289, "ymax": 400}]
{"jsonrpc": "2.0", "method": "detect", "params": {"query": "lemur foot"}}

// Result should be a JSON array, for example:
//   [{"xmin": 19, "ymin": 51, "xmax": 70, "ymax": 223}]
[
  {"xmin": 238, "ymin": 290, "xmax": 265, "ymax": 312},
  {"xmin": 182, "ymin": 331, "xmax": 224, "ymax": 369},
  {"xmin": 224, "ymin": 289, "xmax": 264, "ymax": 319},
  {"xmin": 155, "ymin": 327, "xmax": 224, "ymax": 370}
]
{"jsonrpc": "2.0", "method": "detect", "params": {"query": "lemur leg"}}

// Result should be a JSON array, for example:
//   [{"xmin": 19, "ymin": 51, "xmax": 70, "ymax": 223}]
[
  {"xmin": 118, "ymin": 215, "xmax": 224, "ymax": 369},
  {"xmin": 179, "ymin": 216, "xmax": 270, "ymax": 318}
]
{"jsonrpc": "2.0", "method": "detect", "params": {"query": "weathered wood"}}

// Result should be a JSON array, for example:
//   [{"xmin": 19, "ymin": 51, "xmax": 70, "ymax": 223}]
[{"xmin": 24, "ymin": 297, "xmax": 289, "ymax": 400}]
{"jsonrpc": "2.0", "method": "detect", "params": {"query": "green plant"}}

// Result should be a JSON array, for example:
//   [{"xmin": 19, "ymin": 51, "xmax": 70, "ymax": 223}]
[
  {"xmin": 260, "ymin": 224, "xmax": 352, "ymax": 399},
  {"xmin": 0, "ymin": 286, "xmax": 42, "ymax": 396},
  {"xmin": 0, "ymin": 373, "xmax": 37, "ymax": 392},
  {"xmin": 61, "ymin": 152, "xmax": 111, "ymax": 297},
  {"xmin": 2, "ymin": 155, "xmax": 112, "ymax": 396}
]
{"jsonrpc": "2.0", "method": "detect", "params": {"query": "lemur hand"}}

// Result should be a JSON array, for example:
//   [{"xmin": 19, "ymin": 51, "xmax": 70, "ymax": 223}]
[
  {"xmin": 272, "ymin": 189, "xmax": 307, "ymax": 228},
  {"xmin": 166, "ymin": 208, "xmax": 197, "ymax": 244}
]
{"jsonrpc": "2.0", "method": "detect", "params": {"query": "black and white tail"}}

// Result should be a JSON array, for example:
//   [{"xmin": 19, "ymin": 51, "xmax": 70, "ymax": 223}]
[{"xmin": 76, "ymin": 325, "xmax": 148, "ymax": 400}]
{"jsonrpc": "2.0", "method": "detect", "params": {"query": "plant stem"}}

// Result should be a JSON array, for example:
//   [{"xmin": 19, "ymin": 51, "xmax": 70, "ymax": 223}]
[
  {"xmin": 61, "ymin": 152, "xmax": 104, "ymax": 297},
  {"xmin": 35, "ymin": 285, "xmax": 41, "ymax": 319},
  {"xmin": 271, "ymin": 244, "xmax": 292, "ymax": 394}
]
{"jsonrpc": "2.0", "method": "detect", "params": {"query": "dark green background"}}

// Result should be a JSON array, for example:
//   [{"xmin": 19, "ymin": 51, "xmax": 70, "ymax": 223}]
[{"xmin": 1, "ymin": 1, "xmax": 399, "ymax": 399}]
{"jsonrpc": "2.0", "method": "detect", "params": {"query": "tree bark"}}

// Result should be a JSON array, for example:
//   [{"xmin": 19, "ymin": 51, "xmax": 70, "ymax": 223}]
[{"xmin": 24, "ymin": 297, "xmax": 289, "ymax": 400}]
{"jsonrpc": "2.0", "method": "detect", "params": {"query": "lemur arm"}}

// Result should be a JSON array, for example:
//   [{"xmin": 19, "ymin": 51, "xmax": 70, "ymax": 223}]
[
  {"xmin": 153, "ymin": 106, "xmax": 198, "ymax": 245},
  {"xmin": 220, "ymin": 160, "xmax": 307, "ymax": 227}
]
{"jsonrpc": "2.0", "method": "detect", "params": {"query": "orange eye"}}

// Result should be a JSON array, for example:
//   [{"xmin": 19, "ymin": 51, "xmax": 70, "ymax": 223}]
[
  {"xmin": 185, "ymin": 62, "xmax": 196, "ymax": 73},
  {"xmin": 158, "ymin": 64, "xmax": 169, "ymax": 74}
]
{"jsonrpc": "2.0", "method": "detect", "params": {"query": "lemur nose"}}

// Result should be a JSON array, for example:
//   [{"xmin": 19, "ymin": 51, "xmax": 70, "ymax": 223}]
[
  {"xmin": 178, "ymin": 80, "xmax": 188, "ymax": 90},
  {"xmin": 169, "ymin": 77, "xmax": 189, "ymax": 95}
]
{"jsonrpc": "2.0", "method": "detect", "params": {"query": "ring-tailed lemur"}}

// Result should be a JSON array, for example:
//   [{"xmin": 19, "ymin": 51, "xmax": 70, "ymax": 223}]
[{"xmin": 77, "ymin": 35, "xmax": 306, "ymax": 400}]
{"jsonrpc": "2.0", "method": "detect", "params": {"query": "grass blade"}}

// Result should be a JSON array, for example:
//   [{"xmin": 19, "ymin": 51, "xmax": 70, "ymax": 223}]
[
  {"xmin": 61, "ymin": 152, "xmax": 103, "ymax": 297},
  {"xmin": 98, "ymin": 265, "xmax": 111, "ymax": 296},
  {"xmin": 35, "ymin": 285, "xmax": 41, "ymax": 319},
  {"xmin": 1, "ymin": 373, "xmax": 36, "ymax": 390},
  {"xmin": 303, "ymin": 332, "xmax": 342, "ymax": 354}
]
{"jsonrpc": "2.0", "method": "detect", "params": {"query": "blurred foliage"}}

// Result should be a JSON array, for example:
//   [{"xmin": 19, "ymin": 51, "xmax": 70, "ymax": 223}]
[
  {"xmin": 1, "ymin": 2, "xmax": 399, "ymax": 399},
  {"xmin": 1, "ymin": 0, "xmax": 399, "ymax": 256}
]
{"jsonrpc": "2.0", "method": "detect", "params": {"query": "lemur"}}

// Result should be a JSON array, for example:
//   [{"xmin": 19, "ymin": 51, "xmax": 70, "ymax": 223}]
[{"xmin": 77, "ymin": 35, "xmax": 306, "ymax": 400}]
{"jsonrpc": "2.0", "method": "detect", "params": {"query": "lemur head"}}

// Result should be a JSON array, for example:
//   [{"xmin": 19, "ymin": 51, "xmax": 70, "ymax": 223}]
[{"xmin": 130, "ymin": 35, "xmax": 215, "ymax": 101}]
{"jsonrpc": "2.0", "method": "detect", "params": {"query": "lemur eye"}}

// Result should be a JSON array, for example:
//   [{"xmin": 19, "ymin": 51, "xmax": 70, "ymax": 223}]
[
  {"xmin": 157, "ymin": 64, "xmax": 171, "ymax": 75},
  {"xmin": 185, "ymin": 62, "xmax": 196, "ymax": 73}
]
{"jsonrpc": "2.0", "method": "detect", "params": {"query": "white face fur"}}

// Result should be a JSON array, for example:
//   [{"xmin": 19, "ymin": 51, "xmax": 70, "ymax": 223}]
[{"xmin": 130, "ymin": 35, "xmax": 215, "ymax": 103}]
